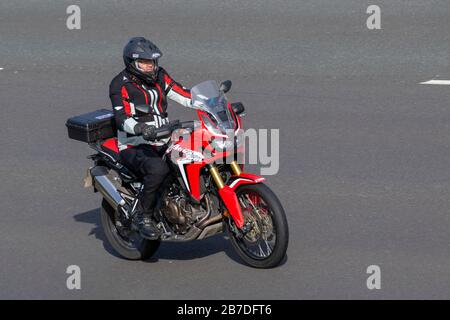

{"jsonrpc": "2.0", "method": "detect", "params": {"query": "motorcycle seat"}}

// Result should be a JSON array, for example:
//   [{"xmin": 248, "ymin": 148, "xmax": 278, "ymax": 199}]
[
  {"xmin": 100, "ymin": 138, "xmax": 140, "ymax": 182},
  {"xmin": 101, "ymin": 137, "xmax": 120, "ymax": 162}
]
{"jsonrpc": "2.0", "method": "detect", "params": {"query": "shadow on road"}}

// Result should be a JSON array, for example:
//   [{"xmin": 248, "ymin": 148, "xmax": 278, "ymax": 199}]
[
  {"xmin": 73, "ymin": 208, "xmax": 264, "ymax": 267},
  {"xmin": 73, "ymin": 208, "xmax": 121, "ymax": 258}
]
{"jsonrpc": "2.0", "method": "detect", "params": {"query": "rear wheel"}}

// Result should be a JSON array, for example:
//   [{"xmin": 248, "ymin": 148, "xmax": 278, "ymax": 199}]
[
  {"xmin": 100, "ymin": 199, "xmax": 160, "ymax": 260},
  {"xmin": 227, "ymin": 184, "xmax": 289, "ymax": 268}
]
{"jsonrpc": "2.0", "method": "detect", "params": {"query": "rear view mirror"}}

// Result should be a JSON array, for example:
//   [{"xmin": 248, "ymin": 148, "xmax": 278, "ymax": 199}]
[
  {"xmin": 220, "ymin": 80, "xmax": 232, "ymax": 93},
  {"xmin": 231, "ymin": 102, "xmax": 245, "ymax": 116}
]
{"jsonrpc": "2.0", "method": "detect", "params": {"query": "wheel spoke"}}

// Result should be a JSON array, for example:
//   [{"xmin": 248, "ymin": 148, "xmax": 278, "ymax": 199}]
[
  {"xmin": 238, "ymin": 197, "xmax": 248, "ymax": 209},
  {"xmin": 264, "ymin": 240, "xmax": 272, "ymax": 256},
  {"xmin": 258, "ymin": 244, "xmax": 265, "ymax": 257}
]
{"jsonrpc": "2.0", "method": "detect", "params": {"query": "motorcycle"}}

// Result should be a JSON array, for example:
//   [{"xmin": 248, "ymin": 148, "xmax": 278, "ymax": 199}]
[{"xmin": 67, "ymin": 79, "xmax": 289, "ymax": 268}]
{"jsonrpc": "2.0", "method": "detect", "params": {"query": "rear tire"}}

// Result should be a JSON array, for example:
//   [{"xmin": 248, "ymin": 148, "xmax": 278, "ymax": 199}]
[
  {"xmin": 100, "ymin": 199, "xmax": 160, "ymax": 260},
  {"xmin": 228, "ymin": 184, "xmax": 289, "ymax": 268}
]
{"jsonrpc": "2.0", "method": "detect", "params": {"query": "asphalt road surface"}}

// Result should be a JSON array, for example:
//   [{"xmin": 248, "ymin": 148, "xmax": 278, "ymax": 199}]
[{"xmin": 1, "ymin": 0, "xmax": 450, "ymax": 299}]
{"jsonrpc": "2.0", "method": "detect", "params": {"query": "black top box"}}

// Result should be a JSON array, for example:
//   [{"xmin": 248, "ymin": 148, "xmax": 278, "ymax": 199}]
[{"xmin": 66, "ymin": 109, "xmax": 116, "ymax": 143}]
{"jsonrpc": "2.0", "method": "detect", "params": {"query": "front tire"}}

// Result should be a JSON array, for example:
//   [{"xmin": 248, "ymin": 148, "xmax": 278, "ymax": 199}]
[
  {"xmin": 228, "ymin": 184, "xmax": 289, "ymax": 268},
  {"xmin": 100, "ymin": 199, "xmax": 160, "ymax": 260}
]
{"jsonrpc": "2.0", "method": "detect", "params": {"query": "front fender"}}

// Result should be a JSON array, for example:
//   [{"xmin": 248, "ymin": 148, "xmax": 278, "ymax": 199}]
[
  {"xmin": 228, "ymin": 173, "xmax": 266, "ymax": 191},
  {"xmin": 218, "ymin": 173, "xmax": 266, "ymax": 229}
]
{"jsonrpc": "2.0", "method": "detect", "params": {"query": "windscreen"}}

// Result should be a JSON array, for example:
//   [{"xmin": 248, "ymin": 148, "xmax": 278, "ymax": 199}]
[{"xmin": 191, "ymin": 80, "xmax": 235, "ymax": 132}]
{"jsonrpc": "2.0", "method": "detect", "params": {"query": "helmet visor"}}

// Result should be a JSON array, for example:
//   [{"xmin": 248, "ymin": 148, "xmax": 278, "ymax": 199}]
[{"xmin": 134, "ymin": 59, "xmax": 157, "ymax": 75}]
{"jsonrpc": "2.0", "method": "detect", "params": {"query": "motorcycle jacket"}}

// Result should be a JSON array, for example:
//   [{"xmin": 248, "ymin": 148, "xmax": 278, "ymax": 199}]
[{"xmin": 109, "ymin": 67, "xmax": 193, "ymax": 150}]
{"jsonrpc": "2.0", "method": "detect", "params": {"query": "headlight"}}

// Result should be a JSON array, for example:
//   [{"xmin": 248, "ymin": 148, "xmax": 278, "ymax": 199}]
[{"xmin": 211, "ymin": 138, "xmax": 234, "ymax": 150}]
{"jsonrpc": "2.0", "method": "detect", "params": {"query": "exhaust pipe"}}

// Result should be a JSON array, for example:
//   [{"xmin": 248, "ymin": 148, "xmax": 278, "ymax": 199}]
[
  {"xmin": 197, "ymin": 222, "xmax": 224, "ymax": 240},
  {"xmin": 90, "ymin": 166, "xmax": 126, "ymax": 210}
]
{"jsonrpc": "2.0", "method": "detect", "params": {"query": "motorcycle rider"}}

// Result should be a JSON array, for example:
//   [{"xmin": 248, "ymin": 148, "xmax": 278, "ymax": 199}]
[{"xmin": 109, "ymin": 37, "xmax": 193, "ymax": 239}]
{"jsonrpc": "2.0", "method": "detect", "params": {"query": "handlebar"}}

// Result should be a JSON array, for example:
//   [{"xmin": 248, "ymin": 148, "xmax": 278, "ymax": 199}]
[{"xmin": 153, "ymin": 120, "xmax": 195, "ymax": 140}]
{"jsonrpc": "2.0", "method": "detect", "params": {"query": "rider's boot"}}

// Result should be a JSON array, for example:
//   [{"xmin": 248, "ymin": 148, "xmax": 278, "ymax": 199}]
[
  {"xmin": 139, "ymin": 211, "xmax": 162, "ymax": 240},
  {"xmin": 134, "ymin": 193, "xmax": 162, "ymax": 240}
]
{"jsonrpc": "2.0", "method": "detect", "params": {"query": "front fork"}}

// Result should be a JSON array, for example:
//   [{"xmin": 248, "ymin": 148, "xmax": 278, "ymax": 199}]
[{"xmin": 208, "ymin": 161, "xmax": 245, "ymax": 228}]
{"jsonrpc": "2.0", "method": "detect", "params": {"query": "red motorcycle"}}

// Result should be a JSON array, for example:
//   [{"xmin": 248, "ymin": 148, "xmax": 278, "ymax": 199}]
[{"xmin": 67, "ymin": 80, "xmax": 288, "ymax": 268}]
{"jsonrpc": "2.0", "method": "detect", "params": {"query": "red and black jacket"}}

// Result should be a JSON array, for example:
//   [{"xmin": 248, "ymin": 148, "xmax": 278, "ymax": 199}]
[{"xmin": 109, "ymin": 67, "xmax": 192, "ymax": 150}]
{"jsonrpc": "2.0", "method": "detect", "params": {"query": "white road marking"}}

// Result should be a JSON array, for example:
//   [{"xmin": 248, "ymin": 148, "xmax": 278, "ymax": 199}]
[
  {"xmin": 0, "ymin": 68, "xmax": 3, "ymax": 70},
  {"xmin": 420, "ymin": 80, "xmax": 450, "ymax": 85}
]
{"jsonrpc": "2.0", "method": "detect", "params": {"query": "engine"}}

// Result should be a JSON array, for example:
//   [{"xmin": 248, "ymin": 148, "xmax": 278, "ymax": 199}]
[{"xmin": 159, "ymin": 184, "xmax": 210, "ymax": 234}]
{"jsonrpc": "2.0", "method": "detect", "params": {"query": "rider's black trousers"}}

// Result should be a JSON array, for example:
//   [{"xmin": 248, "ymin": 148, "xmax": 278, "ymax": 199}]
[{"xmin": 119, "ymin": 144, "xmax": 169, "ymax": 214}]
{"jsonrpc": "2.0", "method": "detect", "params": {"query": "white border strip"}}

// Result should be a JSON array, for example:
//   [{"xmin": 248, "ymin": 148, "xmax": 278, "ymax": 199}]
[
  {"xmin": 420, "ymin": 80, "xmax": 450, "ymax": 85},
  {"xmin": 229, "ymin": 178, "xmax": 252, "ymax": 189}
]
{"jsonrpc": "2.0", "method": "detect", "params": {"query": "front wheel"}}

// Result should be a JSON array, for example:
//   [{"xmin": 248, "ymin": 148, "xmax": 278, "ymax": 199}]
[
  {"xmin": 100, "ymin": 199, "xmax": 160, "ymax": 260},
  {"xmin": 227, "ymin": 184, "xmax": 289, "ymax": 268}
]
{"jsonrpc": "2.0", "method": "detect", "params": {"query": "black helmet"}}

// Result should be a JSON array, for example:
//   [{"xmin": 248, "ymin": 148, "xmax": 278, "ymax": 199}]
[{"xmin": 123, "ymin": 37, "xmax": 162, "ymax": 82}]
